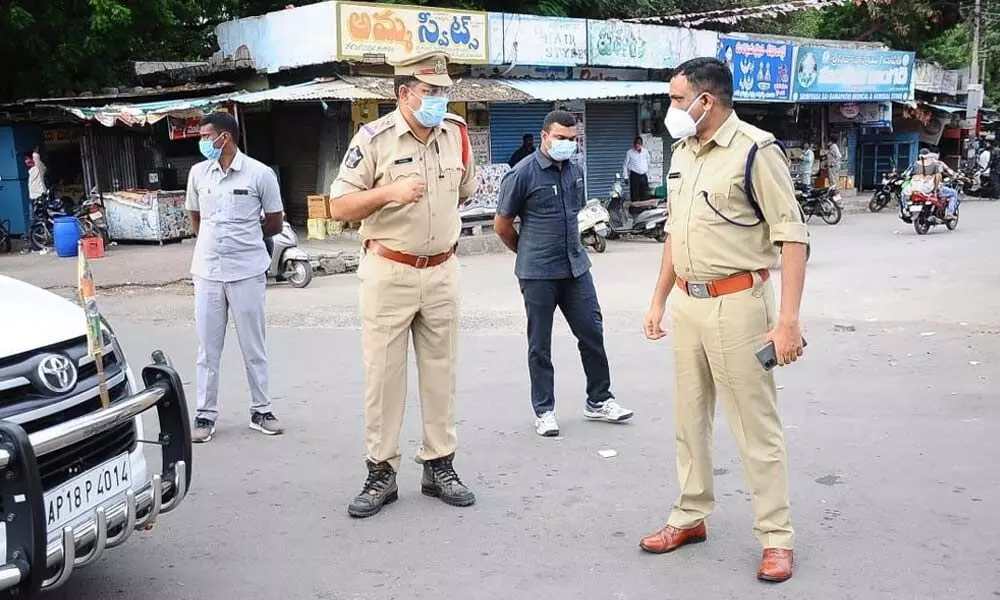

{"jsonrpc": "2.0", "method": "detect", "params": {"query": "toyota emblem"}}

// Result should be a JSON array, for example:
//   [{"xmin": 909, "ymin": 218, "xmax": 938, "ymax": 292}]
[{"xmin": 37, "ymin": 354, "xmax": 78, "ymax": 394}]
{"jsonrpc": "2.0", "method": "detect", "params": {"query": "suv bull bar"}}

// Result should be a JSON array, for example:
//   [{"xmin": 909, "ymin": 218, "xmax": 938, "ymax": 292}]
[{"xmin": 0, "ymin": 358, "xmax": 192, "ymax": 598}]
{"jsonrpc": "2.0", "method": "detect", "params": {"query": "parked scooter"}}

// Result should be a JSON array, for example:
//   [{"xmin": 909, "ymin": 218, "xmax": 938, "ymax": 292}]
[
  {"xmin": 577, "ymin": 198, "xmax": 611, "ymax": 253},
  {"xmin": 603, "ymin": 173, "xmax": 668, "ymax": 242},
  {"xmin": 966, "ymin": 165, "xmax": 993, "ymax": 198},
  {"xmin": 266, "ymin": 220, "xmax": 313, "ymax": 288}
]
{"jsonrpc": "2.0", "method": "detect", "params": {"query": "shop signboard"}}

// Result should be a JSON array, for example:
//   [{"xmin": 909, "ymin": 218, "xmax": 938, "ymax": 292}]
[
  {"xmin": 337, "ymin": 2, "xmax": 488, "ymax": 64},
  {"xmin": 587, "ymin": 20, "xmax": 718, "ymax": 69},
  {"xmin": 717, "ymin": 37, "xmax": 794, "ymax": 102},
  {"xmin": 488, "ymin": 13, "xmax": 587, "ymax": 66},
  {"xmin": 792, "ymin": 47, "xmax": 915, "ymax": 102},
  {"xmin": 827, "ymin": 102, "xmax": 892, "ymax": 129}
]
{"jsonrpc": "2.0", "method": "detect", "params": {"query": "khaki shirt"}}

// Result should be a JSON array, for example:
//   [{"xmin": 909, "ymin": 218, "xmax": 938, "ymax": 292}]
[
  {"xmin": 330, "ymin": 109, "xmax": 477, "ymax": 256},
  {"xmin": 666, "ymin": 112, "xmax": 808, "ymax": 282}
]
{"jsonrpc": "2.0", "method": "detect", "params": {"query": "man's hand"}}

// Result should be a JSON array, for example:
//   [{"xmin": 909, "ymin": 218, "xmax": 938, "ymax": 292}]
[
  {"xmin": 387, "ymin": 177, "xmax": 426, "ymax": 205},
  {"xmin": 764, "ymin": 319, "xmax": 804, "ymax": 366},
  {"xmin": 643, "ymin": 304, "xmax": 668, "ymax": 340}
]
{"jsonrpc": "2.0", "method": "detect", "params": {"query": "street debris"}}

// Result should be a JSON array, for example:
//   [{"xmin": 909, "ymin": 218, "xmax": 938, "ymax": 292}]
[
  {"xmin": 833, "ymin": 323, "xmax": 856, "ymax": 332},
  {"xmin": 920, "ymin": 331, "xmax": 936, "ymax": 337},
  {"xmin": 598, "ymin": 449, "xmax": 618, "ymax": 459}
]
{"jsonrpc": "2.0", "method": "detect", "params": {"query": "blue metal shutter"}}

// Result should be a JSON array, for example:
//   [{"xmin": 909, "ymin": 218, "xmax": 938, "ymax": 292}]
[
  {"xmin": 489, "ymin": 103, "xmax": 552, "ymax": 166},
  {"xmin": 584, "ymin": 102, "xmax": 638, "ymax": 199}
]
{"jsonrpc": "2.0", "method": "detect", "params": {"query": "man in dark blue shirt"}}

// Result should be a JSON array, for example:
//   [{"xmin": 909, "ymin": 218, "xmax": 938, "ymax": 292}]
[{"xmin": 494, "ymin": 110, "xmax": 634, "ymax": 437}]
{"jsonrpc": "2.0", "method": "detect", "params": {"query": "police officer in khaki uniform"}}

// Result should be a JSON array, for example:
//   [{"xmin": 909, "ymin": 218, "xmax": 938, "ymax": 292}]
[
  {"xmin": 330, "ymin": 51, "xmax": 478, "ymax": 519},
  {"xmin": 638, "ymin": 58, "xmax": 808, "ymax": 583}
]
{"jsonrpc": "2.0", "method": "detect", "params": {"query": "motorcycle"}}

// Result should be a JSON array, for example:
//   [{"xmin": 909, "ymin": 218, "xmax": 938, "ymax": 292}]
[
  {"xmin": 77, "ymin": 193, "xmax": 111, "ymax": 245},
  {"xmin": 0, "ymin": 218, "xmax": 11, "ymax": 254},
  {"xmin": 901, "ymin": 177, "xmax": 966, "ymax": 234},
  {"xmin": 794, "ymin": 183, "xmax": 842, "ymax": 225},
  {"xmin": 27, "ymin": 192, "xmax": 72, "ymax": 250},
  {"xmin": 577, "ymin": 198, "xmax": 611, "ymax": 253},
  {"xmin": 966, "ymin": 165, "xmax": 993, "ymax": 198},
  {"xmin": 266, "ymin": 220, "xmax": 313, "ymax": 288},
  {"xmin": 603, "ymin": 173, "xmax": 668, "ymax": 242},
  {"xmin": 869, "ymin": 168, "xmax": 910, "ymax": 213}
]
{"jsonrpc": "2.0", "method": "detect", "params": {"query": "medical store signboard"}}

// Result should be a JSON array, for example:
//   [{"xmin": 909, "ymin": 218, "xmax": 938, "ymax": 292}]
[
  {"xmin": 718, "ymin": 36, "xmax": 794, "ymax": 102},
  {"xmin": 792, "ymin": 47, "xmax": 915, "ymax": 102}
]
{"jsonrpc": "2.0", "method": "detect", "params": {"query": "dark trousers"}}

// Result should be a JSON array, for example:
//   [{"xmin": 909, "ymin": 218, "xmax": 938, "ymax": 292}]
[
  {"xmin": 519, "ymin": 271, "xmax": 613, "ymax": 416},
  {"xmin": 629, "ymin": 171, "xmax": 648, "ymax": 201},
  {"xmin": 264, "ymin": 235, "xmax": 274, "ymax": 257}
]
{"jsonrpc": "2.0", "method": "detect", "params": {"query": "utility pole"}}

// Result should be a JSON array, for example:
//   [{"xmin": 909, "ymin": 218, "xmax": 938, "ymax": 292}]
[{"xmin": 971, "ymin": 0, "xmax": 982, "ymax": 85}]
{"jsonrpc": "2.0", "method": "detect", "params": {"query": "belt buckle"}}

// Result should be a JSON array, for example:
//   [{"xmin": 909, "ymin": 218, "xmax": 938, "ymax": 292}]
[
  {"xmin": 687, "ymin": 282, "xmax": 711, "ymax": 299},
  {"xmin": 414, "ymin": 255, "xmax": 430, "ymax": 269}
]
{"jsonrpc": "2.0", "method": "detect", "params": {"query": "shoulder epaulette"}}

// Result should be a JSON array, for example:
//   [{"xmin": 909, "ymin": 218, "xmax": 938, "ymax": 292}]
[{"xmin": 359, "ymin": 113, "xmax": 395, "ymax": 139}]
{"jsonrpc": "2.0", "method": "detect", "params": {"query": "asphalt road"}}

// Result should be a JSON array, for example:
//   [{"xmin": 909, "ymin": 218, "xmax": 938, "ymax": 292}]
[{"xmin": 45, "ymin": 205, "xmax": 1000, "ymax": 600}]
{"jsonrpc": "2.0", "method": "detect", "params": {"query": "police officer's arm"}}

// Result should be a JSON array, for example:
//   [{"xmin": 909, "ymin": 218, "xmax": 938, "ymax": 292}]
[
  {"xmin": 493, "ymin": 169, "xmax": 524, "ymax": 253},
  {"xmin": 330, "ymin": 135, "xmax": 423, "ymax": 222},
  {"xmin": 752, "ymin": 144, "xmax": 808, "ymax": 325},
  {"xmin": 185, "ymin": 166, "xmax": 201, "ymax": 235},
  {"xmin": 458, "ymin": 129, "xmax": 478, "ymax": 204},
  {"xmin": 259, "ymin": 168, "xmax": 284, "ymax": 237}
]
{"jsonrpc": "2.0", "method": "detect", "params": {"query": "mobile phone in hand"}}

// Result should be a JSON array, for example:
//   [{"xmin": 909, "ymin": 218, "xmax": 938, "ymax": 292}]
[{"xmin": 755, "ymin": 337, "xmax": 807, "ymax": 371}]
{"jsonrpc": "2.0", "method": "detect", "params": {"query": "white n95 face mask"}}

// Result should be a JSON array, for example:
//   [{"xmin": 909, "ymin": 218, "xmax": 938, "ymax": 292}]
[{"xmin": 665, "ymin": 94, "xmax": 708, "ymax": 139}]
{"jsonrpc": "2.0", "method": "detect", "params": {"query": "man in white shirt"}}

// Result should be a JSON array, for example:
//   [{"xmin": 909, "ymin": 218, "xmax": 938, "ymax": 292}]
[
  {"xmin": 622, "ymin": 136, "xmax": 651, "ymax": 201},
  {"xmin": 24, "ymin": 150, "xmax": 47, "ymax": 202},
  {"xmin": 800, "ymin": 144, "xmax": 815, "ymax": 186},
  {"xmin": 185, "ymin": 112, "xmax": 285, "ymax": 443}
]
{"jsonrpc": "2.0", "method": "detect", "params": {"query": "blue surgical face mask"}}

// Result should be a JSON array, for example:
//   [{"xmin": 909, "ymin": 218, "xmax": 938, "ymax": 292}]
[
  {"xmin": 410, "ymin": 93, "xmax": 448, "ymax": 128},
  {"xmin": 199, "ymin": 135, "xmax": 224, "ymax": 161},
  {"xmin": 548, "ymin": 138, "xmax": 577, "ymax": 162}
]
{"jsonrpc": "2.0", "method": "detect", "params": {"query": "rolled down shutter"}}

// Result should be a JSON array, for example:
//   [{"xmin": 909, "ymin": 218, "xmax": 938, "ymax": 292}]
[
  {"xmin": 271, "ymin": 105, "xmax": 323, "ymax": 226},
  {"xmin": 489, "ymin": 103, "xmax": 552, "ymax": 166},
  {"xmin": 585, "ymin": 102, "xmax": 638, "ymax": 199}
]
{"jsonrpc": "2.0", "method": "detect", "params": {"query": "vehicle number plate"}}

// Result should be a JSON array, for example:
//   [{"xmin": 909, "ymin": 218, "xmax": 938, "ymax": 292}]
[
  {"xmin": 595, "ymin": 224, "xmax": 609, "ymax": 236},
  {"xmin": 89, "ymin": 211, "xmax": 103, "ymax": 220},
  {"xmin": 44, "ymin": 454, "xmax": 131, "ymax": 533},
  {"xmin": 909, "ymin": 205, "xmax": 923, "ymax": 213}
]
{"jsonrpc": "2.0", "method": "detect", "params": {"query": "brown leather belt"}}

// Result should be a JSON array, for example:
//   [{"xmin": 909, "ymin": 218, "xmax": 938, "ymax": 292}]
[
  {"xmin": 676, "ymin": 269, "xmax": 769, "ymax": 299},
  {"xmin": 365, "ymin": 240, "xmax": 455, "ymax": 269}
]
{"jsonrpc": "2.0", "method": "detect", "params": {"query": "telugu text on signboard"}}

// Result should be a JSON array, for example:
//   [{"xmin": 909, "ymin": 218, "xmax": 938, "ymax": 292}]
[
  {"xmin": 587, "ymin": 21, "xmax": 718, "ymax": 69},
  {"xmin": 338, "ymin": 2, "xmax": 488, "ymax": 64},
  {"xmin": 792, "ymin": 47, "xmax": 915, "ymax": 103}
]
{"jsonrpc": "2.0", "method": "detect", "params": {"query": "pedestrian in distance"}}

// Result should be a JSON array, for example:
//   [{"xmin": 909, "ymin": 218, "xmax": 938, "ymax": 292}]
[
  {"xmin": 329, "ymin": 51, "xmax": 478, "ymax": 519},
  {"xmin": 639, "ymin": 57, "xmax": 808, "ymax": 583},
  {"xmin": 494, "ymin": 109, "xmax": 635, "ymax": 438},
  {"xmin": 623, "ymin": 136, "xmax": 651, "ymax": 201},
  {"xmin": 185, "ymin": 112, "xmax": 285, "ymax": 443}
]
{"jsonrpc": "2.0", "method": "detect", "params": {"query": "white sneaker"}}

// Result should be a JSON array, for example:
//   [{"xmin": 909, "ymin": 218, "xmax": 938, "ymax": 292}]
[
  {"xmin": 584, "ymin": 400, "xmax": 634, "ymax": 423},
  {"xmin": 534, "ymin": 411, "xmax": 560, "ymax": 437}
]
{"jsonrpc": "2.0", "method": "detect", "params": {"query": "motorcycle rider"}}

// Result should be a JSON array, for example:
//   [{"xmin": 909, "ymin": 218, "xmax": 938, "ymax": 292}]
[{"xmin": 910, "ymin": 148, "xmax": 959, "ymax": 221}]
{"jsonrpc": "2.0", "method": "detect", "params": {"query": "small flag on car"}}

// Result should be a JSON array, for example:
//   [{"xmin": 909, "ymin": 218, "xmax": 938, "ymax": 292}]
[{"xmin": 77, "ymin": 242, "xmax": 110, "ymax": 409}]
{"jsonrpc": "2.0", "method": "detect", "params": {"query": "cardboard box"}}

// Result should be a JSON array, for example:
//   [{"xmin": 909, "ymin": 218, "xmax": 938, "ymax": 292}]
[
  {"xmin": 327, "ymin": 220, "xmax": 344, "ymax": 235},
  {"xmin": 307, "ymin": 195, "xmax": 330, "ymax": 220},
  {"xmin": 306, "ymin": 218, "xmax": 328, "ymax": 240}
]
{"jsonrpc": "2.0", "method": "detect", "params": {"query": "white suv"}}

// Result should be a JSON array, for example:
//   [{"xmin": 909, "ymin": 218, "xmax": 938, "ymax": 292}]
[{"xmin": 0, "ymin": 275, "xmax": 191, "ymax": 596}]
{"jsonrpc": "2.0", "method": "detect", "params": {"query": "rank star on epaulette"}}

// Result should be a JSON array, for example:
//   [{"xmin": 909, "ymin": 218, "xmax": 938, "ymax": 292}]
[{"xmin": 345, "ymin": 146, "xmax": 364, "ymax": 169}]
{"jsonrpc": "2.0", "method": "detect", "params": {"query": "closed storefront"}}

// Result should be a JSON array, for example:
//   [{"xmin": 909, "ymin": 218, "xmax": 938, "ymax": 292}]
[
  {"xmin": 584, "ymin": 102, "xmax": 638, "ymax": 199},
  {"xmin": 271, "ymin": 105, "xmax": 323, "ymax": 225},
  {"xmin": 489, "ymin": 103, "xmax": 552, "ymax": 167},
  {"xmin": 858, "ymin": 131, "xmax": 919, "ymax": 191}
]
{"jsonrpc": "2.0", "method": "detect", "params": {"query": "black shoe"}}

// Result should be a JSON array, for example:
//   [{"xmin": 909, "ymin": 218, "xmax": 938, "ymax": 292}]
[
  {"xmin": 348, "ymin": 461, "xmax": 398, "ymax": 518},
  {"xmin": 421, "ymin": 455, "xmax": 476, "ymax": 507}
]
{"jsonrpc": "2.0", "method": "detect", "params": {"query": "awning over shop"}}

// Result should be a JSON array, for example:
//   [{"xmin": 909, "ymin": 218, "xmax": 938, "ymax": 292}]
[
  {"xmin": 922, "ymin": 102, "xmax": 965, "ymax": 114},
  {"xmin": 233, "ymin": 78, "xmax": 387, "ymax": 102},
  {"xmin": 498, "ymin": 79, "xmax": 671, "ymax": 101},
  {"xmin": 55, "ymin": 92, "xmax": 237, "ymax": 127}
]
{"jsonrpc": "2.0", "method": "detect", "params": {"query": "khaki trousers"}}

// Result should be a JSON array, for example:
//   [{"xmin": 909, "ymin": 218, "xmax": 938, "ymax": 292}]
[
  {"xmin": 359, "ymin": 252, "xmax": 460, "ymax": 472},
  {"xmin": 667, "ymin": 275, "xmax": 794, "ymax": 549}
]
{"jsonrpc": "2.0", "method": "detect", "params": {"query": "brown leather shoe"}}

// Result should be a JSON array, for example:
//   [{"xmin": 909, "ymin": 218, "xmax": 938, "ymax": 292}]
[
  {"xmin": 638, "ymin": 522, "xmax": 707, "ymax": 554},
  {"xmin": 757, "ymin": 548, "xmax": 794, "ymax": 582}
]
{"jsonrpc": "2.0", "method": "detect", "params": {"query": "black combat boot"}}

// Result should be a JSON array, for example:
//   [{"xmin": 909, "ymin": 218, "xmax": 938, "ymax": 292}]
[
  {"xmin": 348, "ymin": 460, "xmax": 398, "ymax": 518},
  {"xmin": 421, "ymin": 454, "xmax": 476, "ymax": 507}
]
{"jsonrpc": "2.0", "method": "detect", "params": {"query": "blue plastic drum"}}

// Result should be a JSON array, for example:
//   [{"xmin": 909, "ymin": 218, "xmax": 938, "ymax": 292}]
[{"xmin": 53, "ymin": 216, "xmax": 81, "ymax": 258}]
